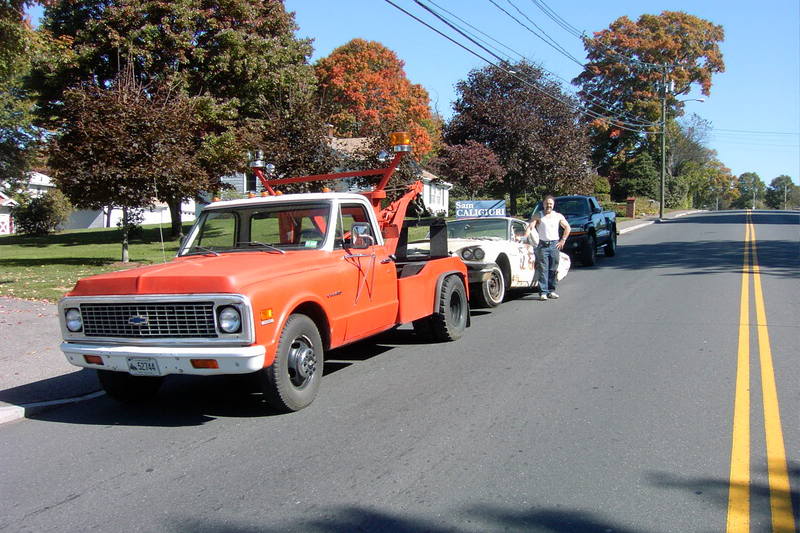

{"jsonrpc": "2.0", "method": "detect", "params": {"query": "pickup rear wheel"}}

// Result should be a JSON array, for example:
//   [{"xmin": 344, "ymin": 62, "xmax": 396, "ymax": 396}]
[
  {"xmin": 430, "ymin": 275, "xmax": 468, "ymax": 342},
  {"xmin": 261, "ymin": 314, "xmax": 323, "ymax": 412},
  {"xmin": 473, "ymin": 266, "xmax": 505, "ymax": 308},
  {"xmin": 97, "ymin": 370, "xmax": 163, "ymax": 403},
  {"xmin": 582, "ymin": 234, "xmax": 597, "ymax": 266},
  {"xmin": 605, "ymin": 229, "xmax": 617, "ymax": 256}
]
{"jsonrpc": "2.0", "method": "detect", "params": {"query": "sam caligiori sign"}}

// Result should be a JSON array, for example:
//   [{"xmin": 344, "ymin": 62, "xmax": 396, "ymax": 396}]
[{"xmin": 455, "ymin": 200, "xmax": 506, "ymax": 218}]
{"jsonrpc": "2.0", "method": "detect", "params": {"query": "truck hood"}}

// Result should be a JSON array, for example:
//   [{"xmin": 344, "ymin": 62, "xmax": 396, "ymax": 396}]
[
  {"xmin": 564, "ymin": 215, "xmax": 590, "ymax": 228},
  {"xmin": 67, "ymin": 252, "xmax": 324, "ymax": 296}
]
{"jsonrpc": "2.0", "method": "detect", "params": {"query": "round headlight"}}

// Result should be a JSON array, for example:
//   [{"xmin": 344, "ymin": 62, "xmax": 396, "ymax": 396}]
[
  {"xmin": 461, "ymin": 248, "xmax": 473, "ymax": 260},
  {"xmin": 473, "ymin": 247, "xmax": 485, "ymax": 260},
  {"xmin": 65, "ymin": 308, "xmax": 82, "ymax": 332},
  {"xmin": 218, "ymin": 306, "xmax": 242, "ymax": 333}
]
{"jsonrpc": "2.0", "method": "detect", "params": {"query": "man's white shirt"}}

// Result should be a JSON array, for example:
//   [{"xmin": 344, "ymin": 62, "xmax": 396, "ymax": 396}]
[{"xmin": 534, "ymin": 211, "xmax": 567, "ymax": 241}]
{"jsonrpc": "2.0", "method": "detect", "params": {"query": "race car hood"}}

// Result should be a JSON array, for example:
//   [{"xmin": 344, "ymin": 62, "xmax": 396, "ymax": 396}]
[
  {"xmin": 410, "ymin": 237, "xmax": 504, "ymax": 254},
  {"xmin": 66, "ymin": 251, "xmax": 327, "ymax": 296}
]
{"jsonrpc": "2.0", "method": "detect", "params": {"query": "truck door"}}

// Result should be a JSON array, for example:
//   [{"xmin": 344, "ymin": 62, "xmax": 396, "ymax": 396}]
[
  {"xmin": 589, "ymin": 197, "xmax": 609, "ymax": 242},
  {"xmin": 333, "ymin": 202, "xmax": 399, "ymax": 341}
]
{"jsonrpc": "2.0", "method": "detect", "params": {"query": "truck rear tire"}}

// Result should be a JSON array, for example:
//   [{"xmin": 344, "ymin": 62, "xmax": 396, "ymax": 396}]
[
  {"xmin": 429, "ymin": 275, "xmax": 468, "ymax": 342},
  {"xmin": 97, "ymin": 369, "xmax": 163, "ymax": 403},
  {"xmin": 261, "ymin": 314, "xmax": 323, "ymax": 412},
  {"xmin": 473, "ymin": 266, "xmax": 505, "ymax": 308},
  {"xmin": 605, "ymin": 229, "xmax": 617, "ymax": 256}
]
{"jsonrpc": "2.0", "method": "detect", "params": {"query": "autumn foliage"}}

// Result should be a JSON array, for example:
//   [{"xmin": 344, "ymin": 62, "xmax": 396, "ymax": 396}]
[
  {"xmin": 574, "ymin": 11, "xmax": 725, "ymax": 173},
  {"xmin": 315, "ymin": 39, "xmax": 436, "ymax": 156}
]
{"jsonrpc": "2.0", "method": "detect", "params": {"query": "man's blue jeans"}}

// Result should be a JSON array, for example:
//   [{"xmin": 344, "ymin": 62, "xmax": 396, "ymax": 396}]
[{"xmin": 535, "ymin": 241, "xmax": 560, "ymax": 295}]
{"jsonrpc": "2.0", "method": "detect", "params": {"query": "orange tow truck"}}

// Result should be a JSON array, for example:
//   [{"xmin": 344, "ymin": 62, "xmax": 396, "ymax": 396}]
[{"xmin": 58, "ymin": 133, "xmax": 469, "ymax": 411}]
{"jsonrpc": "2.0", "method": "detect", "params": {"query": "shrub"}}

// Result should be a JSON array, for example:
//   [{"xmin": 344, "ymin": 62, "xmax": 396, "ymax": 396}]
[
  {"xmin": 12, "ymin": 189, "xmax": 73, "ymax": 235},
  {"xmin": 594, "ymin": 175, "xmax": 611, "ymax": 195}
]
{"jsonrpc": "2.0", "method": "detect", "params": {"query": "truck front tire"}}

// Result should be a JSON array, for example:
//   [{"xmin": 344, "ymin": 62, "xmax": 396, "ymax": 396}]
[
  {"xmin": 582, "ymin": 234, "xmax": 597, "ymax": 266},
  {"xmin": 97, "ymin": 369, "xmax": 163, "ymax": 403},
  {"xmin": 262, "ymin": 314, "xmax": 323, "ymax": 412}
]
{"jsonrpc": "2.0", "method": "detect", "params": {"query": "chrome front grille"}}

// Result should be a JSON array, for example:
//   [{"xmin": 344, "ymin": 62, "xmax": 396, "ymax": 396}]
[{"xmin": 80, "ymin": 302, "xmax": 217, "ymax": 338}]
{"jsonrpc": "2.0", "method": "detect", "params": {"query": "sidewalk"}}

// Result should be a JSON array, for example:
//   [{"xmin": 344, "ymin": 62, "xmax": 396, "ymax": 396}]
[{"xmin": 0, "ymin": 209, "xmax": 703, "ymax": 424}]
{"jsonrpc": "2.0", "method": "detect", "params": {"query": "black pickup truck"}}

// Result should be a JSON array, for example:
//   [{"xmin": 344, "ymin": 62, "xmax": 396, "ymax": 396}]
[{"xmin": 532, "ymin": 195, "xmax": 617, "ymax": 266}]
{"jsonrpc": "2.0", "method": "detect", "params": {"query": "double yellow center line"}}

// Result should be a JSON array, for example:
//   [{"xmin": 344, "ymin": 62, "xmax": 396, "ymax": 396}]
[{"xmin": 727, "ymin": 211, "xmax": 796, "ymax": 532}]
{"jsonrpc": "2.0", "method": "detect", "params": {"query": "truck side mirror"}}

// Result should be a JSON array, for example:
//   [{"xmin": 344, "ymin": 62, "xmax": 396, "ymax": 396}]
[{"xmin": 350, "ymin": 222, "xmax": 374, "ymax": 249}]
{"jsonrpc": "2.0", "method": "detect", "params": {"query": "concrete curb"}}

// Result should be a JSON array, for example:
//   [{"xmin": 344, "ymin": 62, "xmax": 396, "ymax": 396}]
[
  {"xmin": 0, "ymin": 391, "xmax": 105, "ymax": 425},
  {"xmin": 619, "ymin": 220, "xmax": 655, "ymax": 234},
  {"xmin": 619, "ymin": 210, "xmax": 704, "ymax": 235}
]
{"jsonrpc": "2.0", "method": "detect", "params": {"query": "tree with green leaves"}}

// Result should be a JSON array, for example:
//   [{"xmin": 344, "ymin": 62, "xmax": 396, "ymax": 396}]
[
  {"xmin": 616, "ymin": 151, "xmax": 658, "ymax": 199},
  {"xmin": 33, "ymin": 0, "xmax": 329, "ymax": 235},
  {"xmin": 574, "ymin": 11, "xmax": 725, "ymax": 174},
  {"xmin": 765, "ymin": 175, "xmax": 796, "ymax": 210},
  {"xmin": 1, "ymin": 0, "xmax": 41, "ymax": 197},
  {"xmin": 732, "ymin": 172, "xmax": 765, "ymax": 209},
  {"xmin": 446, "ymin": 61, "xmax": 592, "ymax": 214}
]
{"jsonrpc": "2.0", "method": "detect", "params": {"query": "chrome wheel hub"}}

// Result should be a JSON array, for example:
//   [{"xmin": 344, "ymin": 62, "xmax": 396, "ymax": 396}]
[{"xmin": 287, "ymin": 336, "xmax": 316, "ymax": 387}]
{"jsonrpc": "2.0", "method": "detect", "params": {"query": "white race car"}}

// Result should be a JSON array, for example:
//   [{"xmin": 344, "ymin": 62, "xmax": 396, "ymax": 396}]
[{"xmin": 415, "ymin": 217, "xmax": 569, "ymax": 307}]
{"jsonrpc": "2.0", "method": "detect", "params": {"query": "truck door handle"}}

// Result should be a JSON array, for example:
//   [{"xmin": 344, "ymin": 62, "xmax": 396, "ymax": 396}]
[{"xmin": 380, "ymin": 256, "xmax": 395, "ymax": 264}]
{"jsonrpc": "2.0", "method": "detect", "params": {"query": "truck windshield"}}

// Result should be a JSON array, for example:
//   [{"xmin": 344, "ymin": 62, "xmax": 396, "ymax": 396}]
[
  {"xmin": 180, "ymin": 201, "xmax": 331, "ymax": 255},
  {"xmin": 447, "ymin": 218, "xmax": 507, "ymax": 239},
  {"xmin": 532, "ymin": 199, "xmax": 588, "ymax": 217}
]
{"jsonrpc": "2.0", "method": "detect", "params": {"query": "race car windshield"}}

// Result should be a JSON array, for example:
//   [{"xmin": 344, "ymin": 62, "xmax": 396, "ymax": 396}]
[{"xmin": 447, "ymin": 219, "xmax": 507, "ymax": 239}]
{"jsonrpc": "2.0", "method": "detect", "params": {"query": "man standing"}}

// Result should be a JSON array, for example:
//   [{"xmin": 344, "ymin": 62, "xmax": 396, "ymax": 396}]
[{"xmin": 528, "ymin": 195, "xmax": 570, "ymax": 300}]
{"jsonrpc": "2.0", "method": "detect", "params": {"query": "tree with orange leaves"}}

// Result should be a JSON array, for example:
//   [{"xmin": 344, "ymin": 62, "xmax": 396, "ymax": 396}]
[
  {"xmin": 573, "ymin": 11, "xmax": 725, "ymax": 175},
  {"xmin": 315, "ymin": 39, "xmax": 438, "ymax": 158}
]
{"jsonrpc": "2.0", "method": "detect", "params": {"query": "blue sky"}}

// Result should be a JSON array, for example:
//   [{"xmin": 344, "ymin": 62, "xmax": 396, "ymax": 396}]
[
  {"xmin": 27, "ymin": 1, "xmax": 800, "ymax": 185},
  {"xmin": 285, "ymin": 0, "xmax": 800, "ymax": 185}
]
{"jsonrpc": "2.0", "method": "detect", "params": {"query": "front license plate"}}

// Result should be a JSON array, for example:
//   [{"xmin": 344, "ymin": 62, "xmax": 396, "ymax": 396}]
[{"xmin": 127, "ymin": 357, "xmax": 160, "ymax": 376}]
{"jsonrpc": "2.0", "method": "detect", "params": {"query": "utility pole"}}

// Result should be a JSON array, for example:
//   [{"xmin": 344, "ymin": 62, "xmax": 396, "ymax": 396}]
[{"xmin": 659, "ymin": 66, "xmax": 667, "ymax": 221}]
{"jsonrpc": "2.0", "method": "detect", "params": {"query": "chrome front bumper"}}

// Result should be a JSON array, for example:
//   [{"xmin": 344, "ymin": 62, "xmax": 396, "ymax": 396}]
[{"xmin": 60, "ymin": 342, "xmax": 266, "ymax": 376}]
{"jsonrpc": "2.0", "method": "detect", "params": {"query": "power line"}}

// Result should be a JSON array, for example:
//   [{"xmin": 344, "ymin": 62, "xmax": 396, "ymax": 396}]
[
  {"xmin": 481, "ymin": 0, "xmax": 658, "ymax": 126},
  {"xmin": 426, "ymin": 0, "xmax": 654, "ymax": 126},
  {"xmin": 392, "ymin": 0, "xmax": 658, "ymax": 131}
]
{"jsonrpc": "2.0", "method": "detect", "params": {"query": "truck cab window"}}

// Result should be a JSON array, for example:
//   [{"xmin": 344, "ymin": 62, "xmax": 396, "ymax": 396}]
[{"xmin": 335, "ymin": 204, "xmax": 373, "ymax": 248}]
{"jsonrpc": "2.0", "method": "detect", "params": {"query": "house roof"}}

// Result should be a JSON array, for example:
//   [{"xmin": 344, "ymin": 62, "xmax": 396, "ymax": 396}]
[
  {"xmin": 0, "ymin": 190, "xmax": 18, "ymax": 207},
  {"xmin": 329, "ymin": 137, "xmax": 370, "ymax": 154},
  {"xmin": 27, "ymin": 171, "xmax": 54, "ymax": 187}
]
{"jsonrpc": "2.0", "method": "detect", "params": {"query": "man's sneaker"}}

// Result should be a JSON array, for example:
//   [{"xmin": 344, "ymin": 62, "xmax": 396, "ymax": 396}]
[
  {"xmin": 539, "ymin": 293, "xmax": 548, "ymax": 301},
  {"xmin": 548, "ymin": 292, "xmax": 560, "ymax": 299}
]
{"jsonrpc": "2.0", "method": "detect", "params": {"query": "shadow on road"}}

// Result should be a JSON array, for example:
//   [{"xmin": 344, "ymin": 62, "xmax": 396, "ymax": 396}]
[
  {"xmin": 25, "ymin": 327, "xmax": 463, "ymax": 427},
  {"xmin": 170, "ymin": 504, "xmax": 646, "ymax": 533},
  {"xmin": 647, "ymin": 461, "xmax": 800, "ymax": 529},
  {"xmin": 598, "ymin": 212, "xmax": 799, "ymax": 279}
]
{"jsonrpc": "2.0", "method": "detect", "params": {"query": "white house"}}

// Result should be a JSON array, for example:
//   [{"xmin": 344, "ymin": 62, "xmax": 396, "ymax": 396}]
[{"xmin": 0, "ymin": 191, "xmax": 18, "ymax": 235}]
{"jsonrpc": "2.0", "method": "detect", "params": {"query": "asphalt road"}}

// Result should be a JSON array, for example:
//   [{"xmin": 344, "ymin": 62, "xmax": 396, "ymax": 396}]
[{"xmin": 1, "ymin": 210, "xmax": 798, "ymax": 533}]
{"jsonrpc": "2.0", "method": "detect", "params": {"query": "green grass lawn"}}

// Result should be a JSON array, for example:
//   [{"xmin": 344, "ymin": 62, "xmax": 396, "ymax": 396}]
[{"xmin": 0, "ymin": 223, "xmax": 192, "ymax": 301}]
